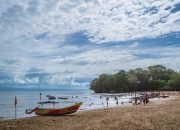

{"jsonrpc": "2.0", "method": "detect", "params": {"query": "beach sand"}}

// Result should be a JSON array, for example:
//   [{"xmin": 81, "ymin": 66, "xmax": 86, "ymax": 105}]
[{"xmin": 0, "ymin": 94, "xmax": 180, "ymax": 130}]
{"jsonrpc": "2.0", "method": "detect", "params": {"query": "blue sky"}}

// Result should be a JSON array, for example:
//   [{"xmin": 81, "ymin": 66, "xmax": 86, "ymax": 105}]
[{"xmin": 0, "ymin": 0, "xmax": 180, "ymax": 88}]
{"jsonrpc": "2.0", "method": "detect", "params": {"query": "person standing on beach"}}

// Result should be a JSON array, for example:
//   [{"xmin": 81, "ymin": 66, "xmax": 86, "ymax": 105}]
[
  {"xmin": 135, "ymin": 97, "xmax": 138, "ymax": 105},
  {"xmin": 143, "ymin": 94, "xmax": 149, "ymax": 105},
  {"xmin": 116, "ymin": 100, "xmax": 118, "ymax": 106},
  {"xmin": 145, "ymin": 94, "xmax": 149, "ymax": 104},
  {"xmin": 143, "ymin": 95, "xmax": 146, "ymax": 105},
  {"xmin": 140, "ymin": 96, "xmax": 142, "ymax": 104}
]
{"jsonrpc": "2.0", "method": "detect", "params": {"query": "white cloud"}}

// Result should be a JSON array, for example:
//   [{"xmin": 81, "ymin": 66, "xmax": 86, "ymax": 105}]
[
  {"xmin": 0, "ymin": 0, "xmax": 180, "ymax": 87},
  {"xmin": 38, "ymin": 46, "xmax": 180, "ymax": 84},
  {"xmin": 0, "ymin": 0, "xmax": 179, "ymax": 44},
  {"xmin": 1, "ymin": 39, "xmax": 180, "ymax": 86},
  {"xmin": 71, "ymin": 79, "xmax": 89, "ymax": 87}
]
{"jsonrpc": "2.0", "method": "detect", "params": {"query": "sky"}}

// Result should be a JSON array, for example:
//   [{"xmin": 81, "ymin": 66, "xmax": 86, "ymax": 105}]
[{"xmin": 0, "ymin": 0, "xmax": 180, "ymax": 88}]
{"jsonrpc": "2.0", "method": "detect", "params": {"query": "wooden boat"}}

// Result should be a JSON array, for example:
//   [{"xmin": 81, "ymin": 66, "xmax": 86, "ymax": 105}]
[{"xmin": 26, "ymin": 102, "xmax": 82, "ymax": 116}]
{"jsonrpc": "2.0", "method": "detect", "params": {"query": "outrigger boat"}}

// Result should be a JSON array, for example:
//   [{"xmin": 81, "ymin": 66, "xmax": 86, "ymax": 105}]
[{"xmin": 26, "ymin": 102, "xmax": 82, "ymax": 116}]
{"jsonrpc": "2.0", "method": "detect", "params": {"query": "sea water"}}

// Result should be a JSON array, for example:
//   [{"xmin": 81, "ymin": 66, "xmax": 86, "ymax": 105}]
[{"xmin": 0, "ymin": 88, "xmax": 132, "ymax": 120}]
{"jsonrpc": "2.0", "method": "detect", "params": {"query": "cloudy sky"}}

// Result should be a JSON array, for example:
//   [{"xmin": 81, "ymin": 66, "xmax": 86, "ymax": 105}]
[{"xmin": 0, "ymin": 0, "xmax": 180, "ymax": 88}]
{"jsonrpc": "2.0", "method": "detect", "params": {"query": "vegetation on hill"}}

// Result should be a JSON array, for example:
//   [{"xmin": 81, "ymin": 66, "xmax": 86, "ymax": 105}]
[{"xmin": 90, "ymin": 65, "xmax": 180, "ymax": 93}]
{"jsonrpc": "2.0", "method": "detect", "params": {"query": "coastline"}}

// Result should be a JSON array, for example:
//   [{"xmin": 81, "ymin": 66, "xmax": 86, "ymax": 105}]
[{"xmin": 0, "ymin": 93, "xmax": 179, "ymax": 130}]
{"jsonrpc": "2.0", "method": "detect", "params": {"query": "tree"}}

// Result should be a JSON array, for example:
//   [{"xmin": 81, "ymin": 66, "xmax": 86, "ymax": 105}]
[
  {"xmin": 168, "ymin": 73, "xmax": 180, "ymax": 90},
  {"xmin": 148, "ymin": 65, "xmax": 167, "ymax": 80},
  {"xmin": 133, "ymin": 68, "xmax": 149, "ymax": 91},
  {"xmin": 147, "ymin": 80, "xmax": 167, "ymax": 90},
  {"xmin": 90, "ymin": 74, "xmax": 113, "ymax": 93},
  {"xmin": 113, "ymin": 70, "xmax": 129, "ymax": 92},
  {"xmin": 163, "ymin": 69, "xmax": 175, "ymax": 81},
  {"xmin": 127, "ymin": 71, "xmax": 138, "ymax": 92},
  {"xmin": 90, "ymin": 78, "xmax": 99, "ymax": 92}
]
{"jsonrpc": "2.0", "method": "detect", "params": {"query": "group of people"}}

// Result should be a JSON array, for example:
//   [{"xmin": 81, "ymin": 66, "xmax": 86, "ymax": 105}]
[
  {"xmin": 134, "ymin": 94, "xmax": 149, "ymax": 105},
  {"xmin": 95, "ymin": 92, "xmax": 172, "ymax": 108},
  {"xmin": 104, "ymin": 96, "xmax": 123, "ymax": 107},
  {"xmin": 100, "ymin": 94, "xmax": 150, "ymax": 107}
]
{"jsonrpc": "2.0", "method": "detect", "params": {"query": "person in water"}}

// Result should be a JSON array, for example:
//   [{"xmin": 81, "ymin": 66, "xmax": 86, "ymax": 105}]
[
  {"xmin": 106, "ymin": 97, "xmax": 109, "ymax": 107},
  {"xmin": 106, "ymin": 97, "xmax": 109, "ymax": 101}
]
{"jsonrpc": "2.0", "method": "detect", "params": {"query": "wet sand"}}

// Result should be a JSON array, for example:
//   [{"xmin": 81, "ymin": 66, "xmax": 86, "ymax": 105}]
[{"xmin": 0, "ymin": 94, "xmax": 180, "ymax": 130}]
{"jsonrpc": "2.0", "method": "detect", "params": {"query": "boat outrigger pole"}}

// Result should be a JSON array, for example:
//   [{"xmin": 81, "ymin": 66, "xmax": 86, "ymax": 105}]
[{"xmin": 38, "ymin": 83, "xmax": 41, "ymax": 101}]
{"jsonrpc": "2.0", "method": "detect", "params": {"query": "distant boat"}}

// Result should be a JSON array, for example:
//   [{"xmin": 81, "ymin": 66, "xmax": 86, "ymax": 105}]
[
  {"xmin": 160, "ymin": 94, "xmax": 169, "ymax": 98},
  {"xmin": 48, "ymin": 96, "xmax": 56, "ymax": 100},
  {"xmin": 26, "ymin": 102, "xmax": 82, "ymax": 116},
  {"xmin": 46, "ymin": 95, "xmax": 51, "ymax": 97},
  {"xmin": 159, "ymin": 93, "xmax": 169, "ymax": 98},
  {"xmin": 46, "ymin": 95, "xmax": 56, "ymax": 100},
  {"xmin": 58, "ymin": 97, "xmax": 69, "ymax": 100}
]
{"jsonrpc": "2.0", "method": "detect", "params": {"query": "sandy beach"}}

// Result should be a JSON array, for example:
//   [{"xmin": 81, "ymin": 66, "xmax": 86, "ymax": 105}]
[{"xmin": 0, "ymin": 93, "xmax": 180, "ymax": 130}]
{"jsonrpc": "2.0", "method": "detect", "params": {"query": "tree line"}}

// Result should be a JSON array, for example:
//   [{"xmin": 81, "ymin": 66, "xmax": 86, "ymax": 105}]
[{"xmin": 90, "ymin": 65, "xmax": 180, "ymax": 93}]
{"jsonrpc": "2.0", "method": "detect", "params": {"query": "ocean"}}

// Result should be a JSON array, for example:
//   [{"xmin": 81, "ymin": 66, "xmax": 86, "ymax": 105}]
[{"xmin": 0, "ymin": 88, "xmax": 132, "ymax": 120}]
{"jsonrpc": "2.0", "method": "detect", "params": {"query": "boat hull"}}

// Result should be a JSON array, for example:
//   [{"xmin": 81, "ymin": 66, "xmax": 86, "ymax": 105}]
[{"xmin": 34, "ymin": 102, "xmax": 82, "ymax": 116}]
